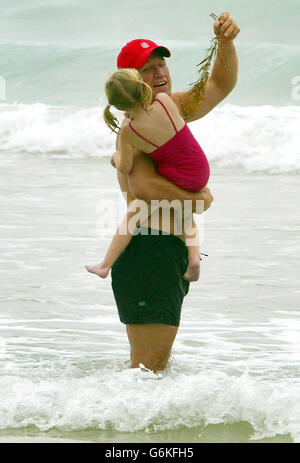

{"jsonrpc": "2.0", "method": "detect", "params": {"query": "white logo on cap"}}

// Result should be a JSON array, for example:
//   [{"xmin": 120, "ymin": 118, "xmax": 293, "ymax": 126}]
[{"xmin": 140, "ymin": 42, "xmax": 150, "ymax": 48}]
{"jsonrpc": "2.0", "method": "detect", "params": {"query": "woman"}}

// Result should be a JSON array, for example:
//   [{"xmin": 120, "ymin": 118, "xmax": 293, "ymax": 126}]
[
  {"xmin": 112, "ymin": 152, "xmax": 212, "ymax": 373},
  {"xmin": 109, "ymin": 114, "xmax": 212, "ymax": 372},
  {"xmin": 86, "ymin": 69, "xmax": 210, "ymax": 283}
]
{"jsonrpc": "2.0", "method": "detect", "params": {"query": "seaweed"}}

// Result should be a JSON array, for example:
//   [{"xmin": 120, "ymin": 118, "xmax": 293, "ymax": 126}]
[{"xmin": 184, "ymin": 13, "xmax": 221, "ymax": 119}]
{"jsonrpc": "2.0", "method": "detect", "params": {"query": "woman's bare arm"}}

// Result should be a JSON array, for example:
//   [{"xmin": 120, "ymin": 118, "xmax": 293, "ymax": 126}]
[
  {"xmin": 114, "ymin": 119, "xmax": 214, "ymax": 212},
  {"xmin": 128, "ymin": 153, "xmax": 213, "ymax": 212}
]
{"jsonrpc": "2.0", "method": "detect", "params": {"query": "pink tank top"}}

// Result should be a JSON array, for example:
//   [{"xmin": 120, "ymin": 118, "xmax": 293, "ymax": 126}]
[{"xmin": 128, "ymin": 98, "xmax": 210, "ymax": 192}]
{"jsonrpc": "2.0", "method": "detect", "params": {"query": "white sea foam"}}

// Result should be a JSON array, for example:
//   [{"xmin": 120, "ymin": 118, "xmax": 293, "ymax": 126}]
[
  {"xmin": 0, "ymin": 365, "xmax": 299, "ymax": 441},
  {"xmin": 0, "ymin": 103, "xmax": 113, "ymax": 157},
  {"xmin": 0, "ymin": 0, "xmax": 299, "ymax": 444},
  {"xmin": 189, "ymin": 104, "xmax": 300, "ymax": 174},
  {"xmin": 1, "ymin": 103, "xmax": 299, "ymax": 174}
]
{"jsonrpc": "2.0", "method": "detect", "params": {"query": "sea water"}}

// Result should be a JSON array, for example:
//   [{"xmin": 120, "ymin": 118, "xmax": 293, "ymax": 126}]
[{"xmin": 0, "ymin": 0, "xmax": 300, "ymax": 443}]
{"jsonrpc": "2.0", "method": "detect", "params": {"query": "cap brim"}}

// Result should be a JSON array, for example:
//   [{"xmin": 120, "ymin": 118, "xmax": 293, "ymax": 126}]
[{"xmin": 133, "ymin": 45, "xmax": 171, "ymax": 68}]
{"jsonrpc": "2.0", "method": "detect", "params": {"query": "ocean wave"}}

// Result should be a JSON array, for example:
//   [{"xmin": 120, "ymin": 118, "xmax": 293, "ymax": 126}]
[
  {"xmin": 1, "ymin": 39, "xmax": 299, "ymax": 106},
  {"xmin": 0, "ymin": 103, "xmax": 113, "ymax": 158},
  {"xmin": 1, "ymin": 102, "xmax": 299, "ymax": 174},
  {"xmin": 190, "ymin": 103, "xmax": 300, "ymax": 174},
  {"xmin": 0, "ymin": 365, "xmax": 299, "ymax": 441}
]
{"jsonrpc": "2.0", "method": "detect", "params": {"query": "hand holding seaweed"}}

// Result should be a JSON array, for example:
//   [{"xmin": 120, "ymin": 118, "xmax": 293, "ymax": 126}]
[
  {"xmin": 184, "ymin": 13, "xmax": 221, "ymax": 118},
  {"xmin": 184, "ymin": 12, "xmax": 240, "ymax": 119}
]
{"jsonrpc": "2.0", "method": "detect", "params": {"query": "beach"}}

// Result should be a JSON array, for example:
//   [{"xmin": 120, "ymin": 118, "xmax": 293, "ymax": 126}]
[
  {"xmin": 1, "ymin": 0, "xmax": 300, "ymax": 444},
  {"xmin": 0, "ymin": 154, "xmax": 299, "ymax": 443}
]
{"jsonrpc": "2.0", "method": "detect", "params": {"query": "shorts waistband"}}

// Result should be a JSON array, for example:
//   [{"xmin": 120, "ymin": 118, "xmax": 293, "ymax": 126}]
[{"xmin": 134, "ymin": 226, "xmax": 186, "ymax": 247}]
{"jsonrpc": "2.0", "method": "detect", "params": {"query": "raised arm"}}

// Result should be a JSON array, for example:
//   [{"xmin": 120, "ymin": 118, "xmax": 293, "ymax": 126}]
[{"xmin": 172, "ymin": 12, "xmax": 240, "ymax": 122}]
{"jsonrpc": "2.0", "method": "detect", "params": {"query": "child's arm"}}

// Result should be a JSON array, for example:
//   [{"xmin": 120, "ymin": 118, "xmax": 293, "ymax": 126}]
[
  {"xmin": 113, "ymin": 126, "xmax": 138, "ymax": 175},
  {"xmin": 111, "ymin": 150, "xmax": 122, "ymax": 170}
]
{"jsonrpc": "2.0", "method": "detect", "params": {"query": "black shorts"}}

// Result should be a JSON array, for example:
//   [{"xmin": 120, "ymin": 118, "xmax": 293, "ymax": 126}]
[{"xmin": 111, "ymin": 227, "xmax": 190, "ymax": 327}]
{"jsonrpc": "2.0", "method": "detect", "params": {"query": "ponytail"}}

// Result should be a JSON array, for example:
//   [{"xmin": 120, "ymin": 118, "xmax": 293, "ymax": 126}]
[
  {"xmin": 140, "ymin": 81, "xmax": 153, "ymax": 112},
  {"xmin": 103, "ymin": 104, "xmax": 120, "ymax": 134}
]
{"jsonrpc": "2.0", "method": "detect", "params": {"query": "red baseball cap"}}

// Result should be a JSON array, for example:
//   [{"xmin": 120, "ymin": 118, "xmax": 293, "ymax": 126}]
[{"xmin": 117, "ymin": 39, "xmax": 171, "ymax": 69}]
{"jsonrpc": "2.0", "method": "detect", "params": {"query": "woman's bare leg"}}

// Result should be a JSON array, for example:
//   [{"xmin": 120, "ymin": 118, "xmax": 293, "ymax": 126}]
[{"xmin": 126, "ymin": 323, "xmax": 179, "ymax": 373}]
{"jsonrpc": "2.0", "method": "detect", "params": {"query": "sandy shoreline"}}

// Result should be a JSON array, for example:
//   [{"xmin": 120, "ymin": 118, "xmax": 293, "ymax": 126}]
[{"xmin": 0, "ymin": 424, "xmax": 293, "ymax": 443}]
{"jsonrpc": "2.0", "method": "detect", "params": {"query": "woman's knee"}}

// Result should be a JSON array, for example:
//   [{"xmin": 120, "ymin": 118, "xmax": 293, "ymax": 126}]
[
  {"xmin": 130, "ymin": 342, "xmax": 172, "ymax": 372},
  {"xmin": 126, "ymin": 323, "xmax": 177, "ymax": 372},
  {"xmin": 130, "ymin": 353, "xmax": 169, "ymax": 372}
]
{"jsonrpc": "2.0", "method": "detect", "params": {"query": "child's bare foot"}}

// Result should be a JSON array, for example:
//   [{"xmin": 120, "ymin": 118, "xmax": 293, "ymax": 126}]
[
  {"xmin": 183, "ymin": 255, "xmax": 201, "ymax": 282},
  {"xmin": 85, "ymin": 263, "xmax": 110, "ymax": 278}
]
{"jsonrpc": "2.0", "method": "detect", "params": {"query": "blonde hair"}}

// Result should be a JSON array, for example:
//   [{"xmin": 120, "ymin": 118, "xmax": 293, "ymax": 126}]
[{"xmin": 103, "ymin": 68, "xmax": 153, "ymax": 133}]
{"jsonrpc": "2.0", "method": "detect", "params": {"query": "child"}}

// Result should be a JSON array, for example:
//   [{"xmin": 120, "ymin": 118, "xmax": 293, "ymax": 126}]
[{"xmin": 86, "ymin": 68, "xmax": 210, "ymax": 282}]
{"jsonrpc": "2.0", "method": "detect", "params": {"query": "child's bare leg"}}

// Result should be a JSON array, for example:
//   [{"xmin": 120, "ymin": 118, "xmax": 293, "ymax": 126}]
[
  {"xmin": 86, "ymin": 199, "xmax": 151, "ymax": 278},
  {"xmin": 85, "ymin": 212, "xmax": 132, "ymax": 278},
  {"xmin": 183, "ymin": 245, "xmax": 201, "ymax": 282},
  {"xmin": 183, "ymin": 214, "xmax": 201, "ymax": 282}
]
